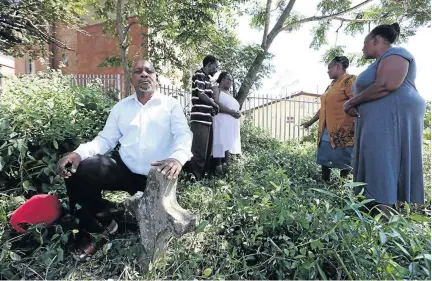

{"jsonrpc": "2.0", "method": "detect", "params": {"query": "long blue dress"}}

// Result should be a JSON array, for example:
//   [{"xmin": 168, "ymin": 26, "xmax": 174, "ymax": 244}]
[{"xmin": 352, "ymin": 47, "xmax": 426, "ymax": 205}]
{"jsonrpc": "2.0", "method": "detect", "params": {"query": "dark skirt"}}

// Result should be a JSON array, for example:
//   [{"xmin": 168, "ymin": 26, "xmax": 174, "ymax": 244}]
[{"xmin": 316, "ymin": 140, "xmax": 353, "ymax": 170}]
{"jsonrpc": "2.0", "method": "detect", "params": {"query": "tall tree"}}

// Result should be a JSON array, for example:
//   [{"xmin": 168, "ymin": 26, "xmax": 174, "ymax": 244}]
[
  {"xmin": 0, "ymin": 0, "xmax": 89, "ymax": 58},
  {"xmin": 235, "ymin": 0, "xmax": 431, "ymax": 106},
  {"xmin": 94, "ymin": 0, "xmax": 244, "ymax": 95}
]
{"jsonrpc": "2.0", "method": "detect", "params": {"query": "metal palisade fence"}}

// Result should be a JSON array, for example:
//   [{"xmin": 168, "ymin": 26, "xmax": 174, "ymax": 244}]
[{"xmin": 72, "ymin": 74, "xmax": 320, "ymax": 141}]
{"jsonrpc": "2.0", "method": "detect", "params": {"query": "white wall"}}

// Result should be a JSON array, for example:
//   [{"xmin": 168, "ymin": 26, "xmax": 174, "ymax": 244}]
[{"xmin": 0, "ymin": 52, "xmax": 15, "ymax": 76}]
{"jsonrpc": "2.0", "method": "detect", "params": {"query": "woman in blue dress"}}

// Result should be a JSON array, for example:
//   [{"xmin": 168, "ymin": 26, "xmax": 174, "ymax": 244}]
[{"xmin": 344, "ymin": 23, "xmax": 425, "ymax": 213}]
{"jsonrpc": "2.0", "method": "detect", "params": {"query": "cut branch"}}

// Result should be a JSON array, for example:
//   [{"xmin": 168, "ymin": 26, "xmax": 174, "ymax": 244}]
[{"xmin": 282, "ymin": 0, "xmax": 373, "ymax": 31}]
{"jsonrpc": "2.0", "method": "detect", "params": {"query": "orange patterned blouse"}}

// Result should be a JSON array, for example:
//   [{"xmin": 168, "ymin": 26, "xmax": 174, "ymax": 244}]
[{"xmin": 317, "ymin": 73, "xmax": 357, "ymax": 148}]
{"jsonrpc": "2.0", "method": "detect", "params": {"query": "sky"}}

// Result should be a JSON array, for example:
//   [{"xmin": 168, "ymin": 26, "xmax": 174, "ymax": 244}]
[{"xmin": 234, "ymin": 0, "xmax": 431, "ymax": 100}]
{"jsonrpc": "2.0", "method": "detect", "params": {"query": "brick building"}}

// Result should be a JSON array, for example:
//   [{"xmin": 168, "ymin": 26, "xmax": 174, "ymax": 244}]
[{"xmin": 13, "ymin": 17, "xmax": 147, "ymax": 76}]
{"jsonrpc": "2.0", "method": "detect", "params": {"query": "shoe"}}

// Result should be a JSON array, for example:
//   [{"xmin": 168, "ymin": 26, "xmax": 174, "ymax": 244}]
[
  {"xmin": 215, "ymin": 165, "xmax": 223, "ymax": 175},
  {"xmin": 73, "ymin": 219, "xmax": 118, "ymax": 262},
  {"xmin": 104, "ymin": 219, "xmax": 118, "ymax": 235}
]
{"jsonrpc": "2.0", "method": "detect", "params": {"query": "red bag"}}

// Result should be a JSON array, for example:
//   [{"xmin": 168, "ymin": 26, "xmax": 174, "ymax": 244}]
[{"xmin": 10, "ymin": 194, "xmax": 62, "ymax": 233}]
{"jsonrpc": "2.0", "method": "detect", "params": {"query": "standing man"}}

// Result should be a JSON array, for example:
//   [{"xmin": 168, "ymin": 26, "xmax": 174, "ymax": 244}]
[
  {"xmin": 57, "ymin": 60, "xmax": 193, "ymax": 260},
  {"xmin": 186, "ymin": 55, "xmax": 220, "ymax": 179}
]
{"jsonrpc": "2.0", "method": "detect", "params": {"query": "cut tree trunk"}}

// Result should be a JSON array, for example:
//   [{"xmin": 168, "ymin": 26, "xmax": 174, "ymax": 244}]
[{"xmin": 125, "ymin": 167, "xmax": 197, "ymax": 272}]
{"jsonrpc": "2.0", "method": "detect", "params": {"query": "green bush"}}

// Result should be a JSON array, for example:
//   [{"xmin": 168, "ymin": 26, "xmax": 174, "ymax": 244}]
[
  {"xmin": 0, "ymin": 81, "xmax": 430, "ymax": 280},
  {"xmin": 147, "ymin": 128, "xmax": 430, "ymax": 280},
  {"xmin": 0, "ymin": 71, "xmax": 114, "ymax": 196},
  {"xmin": 424, "ymin": 101, "xmax": 431, "ymax": 141}
]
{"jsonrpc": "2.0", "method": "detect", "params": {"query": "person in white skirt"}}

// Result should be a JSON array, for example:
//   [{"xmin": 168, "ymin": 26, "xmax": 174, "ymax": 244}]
[{"xmin": 212, "ymin": 72, "xmax": 242, "ymax": 174}]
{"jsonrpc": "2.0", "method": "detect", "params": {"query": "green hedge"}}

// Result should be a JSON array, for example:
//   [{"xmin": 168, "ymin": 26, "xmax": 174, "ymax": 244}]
[{"xmin": 0, "ymin": 71, "xmax": 114, "ymax": 196}]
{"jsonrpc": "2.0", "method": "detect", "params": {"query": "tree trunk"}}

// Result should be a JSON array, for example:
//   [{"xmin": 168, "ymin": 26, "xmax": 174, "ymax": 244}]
[
  {"xmin": 236, "ymin": 0, "xmax": 296, "ymax": 107},
  {"xmin": 116, "ymin": 0, "xmax": 131, "ymax": 96},
  {"xmin": 261, "ymin": 0, "xmax": 272, "ymax": 48},
  {"xmin": 236, "ymin": 52, "xmax": 267, "ymax": 107},
  {"xmin": 120, "ymin": 46, "xmax": 131, "ymax": 96},
  {"xmin": 235, "ymin": 0, "xmax": 372, "ymax": 107}
]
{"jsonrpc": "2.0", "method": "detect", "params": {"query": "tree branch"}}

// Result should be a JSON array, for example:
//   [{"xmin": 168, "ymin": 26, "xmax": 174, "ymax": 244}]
[
  {"xmin": 123, "ymin": 21, "xmax": 138, "ymax": 35},
  {"xmin": 333, "ymin": 16, "xmax": 373, "ymax": 23},
  {"xmin": 265, "ymin": 0, "xmax": 296, "ymax": 49},
  {"xmin": 282, "ymin": 0, "xmax": 373, "ymax": 31},
  {"xmin": 261, "ymin": 0, "xmax": 272, "ymax": 48}
]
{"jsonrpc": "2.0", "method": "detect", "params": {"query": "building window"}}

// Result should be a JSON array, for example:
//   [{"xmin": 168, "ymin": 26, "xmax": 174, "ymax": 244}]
[
  {"xmin": 286, "ymin": 116, "xmax": 295, "ymax": 123},
  {"xmin": 25, "ymin": 58, "xmax": 35, "ymax": 74},
  {"xmin": 61, "ymin": 54, "xmax": 69, "ymax": 66}
]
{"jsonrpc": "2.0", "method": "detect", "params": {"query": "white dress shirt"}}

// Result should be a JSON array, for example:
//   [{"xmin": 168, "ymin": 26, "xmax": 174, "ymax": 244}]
[{"xmin": 74, "ymin": 92, "xmax": 193, "ymax": 175}]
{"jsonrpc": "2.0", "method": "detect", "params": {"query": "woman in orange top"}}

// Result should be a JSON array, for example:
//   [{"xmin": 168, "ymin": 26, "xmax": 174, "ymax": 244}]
[{"xmin": 302, "ymin": 56, "xmax": 357, "ymax": 181}]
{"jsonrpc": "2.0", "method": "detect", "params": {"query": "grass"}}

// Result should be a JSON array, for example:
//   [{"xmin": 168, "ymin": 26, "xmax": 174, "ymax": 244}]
[{"xmin": 0, "ymin": 123, "xmax": 430, "ymax": 280}]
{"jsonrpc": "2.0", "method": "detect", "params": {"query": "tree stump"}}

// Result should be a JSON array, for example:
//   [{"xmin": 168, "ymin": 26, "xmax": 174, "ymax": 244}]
[{"xmin": 125, "ymin": 167, "xmax": 196, "ymax": 271}]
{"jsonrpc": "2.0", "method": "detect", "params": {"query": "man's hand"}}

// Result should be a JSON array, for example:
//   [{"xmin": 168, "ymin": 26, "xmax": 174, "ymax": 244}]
[
  {"xmin": 213, "ymin": 103, "xmax": 220, "ymax": 115},
  {"xmin": 151, "ymin": 158, "xmax": 183, "ymax": 179},
  {"xmin": 57, "ymin": 152, "xmax": 82, "ymax": 179}
]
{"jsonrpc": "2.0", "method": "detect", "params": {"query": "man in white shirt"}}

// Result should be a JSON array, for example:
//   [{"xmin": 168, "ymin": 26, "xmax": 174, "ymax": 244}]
[{"xmin": 56, "ymin": 60, "xmax": 192, "ymax": 260}]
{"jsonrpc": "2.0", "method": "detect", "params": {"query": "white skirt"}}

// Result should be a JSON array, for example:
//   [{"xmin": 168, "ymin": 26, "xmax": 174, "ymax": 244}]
[{"xmin": 213, "ymin": 113, "xmax": 241, "ymax": 158}]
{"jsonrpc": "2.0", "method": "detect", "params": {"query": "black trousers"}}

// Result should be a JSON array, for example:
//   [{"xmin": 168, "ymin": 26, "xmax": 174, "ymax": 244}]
[
  {"xmin": 65, "ymin": 152, "xmax": 147, "ymax": 233},
  {"xmin": 186, "ymin": 122, "xmax": 213, "ymax": 179}
]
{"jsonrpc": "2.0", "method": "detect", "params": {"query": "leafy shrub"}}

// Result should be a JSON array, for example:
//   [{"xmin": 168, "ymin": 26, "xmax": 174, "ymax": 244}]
[
  {"xmin": 148, "ymin": 127, "xmax": 430, "ymax": 280},
  {"xmin": 0, "ymin": 71, "xmax": 114, "ymax": 196},
  {"xmin": 0, "ymin": 82, "xmax": 430, "ymax": 280},
  {"xmin": 424, "ymin": 101, "xmax": 431, "ymax": 141}
]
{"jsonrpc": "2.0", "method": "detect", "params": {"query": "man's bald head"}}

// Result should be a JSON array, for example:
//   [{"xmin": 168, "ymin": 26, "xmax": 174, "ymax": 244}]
[
  {"xmin": 132, "ymin": 60, "xmax": 155, "ymax": 72},
  {"xmin": 131, "ymin": 60, "xmax": 157, "ymax": 97}
]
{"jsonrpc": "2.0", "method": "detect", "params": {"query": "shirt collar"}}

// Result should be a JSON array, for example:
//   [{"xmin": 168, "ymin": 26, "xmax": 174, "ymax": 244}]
[
  {"xmin": 332, "ymin": 73, "xmax": 350, "ymax": 86},
  {"xmin": 131, "ymin": 90, "xmax": 162, "ymax": 105}
]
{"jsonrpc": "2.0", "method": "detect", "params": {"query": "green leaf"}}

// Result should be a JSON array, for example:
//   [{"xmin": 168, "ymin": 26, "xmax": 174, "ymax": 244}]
[
  {"xmin": 103, "ymin": 243, "xmax": 112, "ymax": 255},
  {"xmin": 195, "ymin": 221, "xmax": 209, "ymax": 233},
  {"xmin": 407, "ymin": 214, "xmax": 430, "ymax": 223},
  {"xmin": 53, "ymin": 139, "xmax": 59, "ymax": 150},
  {"xmin": 343, "ymin": 182, "xmax": 367, "ymax": 188},
  {"xmin": 232, "ymin": 246, "xmax": 237, "ymax": 257},
  {"xmin": 310, "ymin": 188, "xmax": 338, "ymax": 198},
  {"xmin": 414, "ymin": 254, "xmax": 431, "ymax": 261},
  {"xmin": 57, "ymin": 248, "xmax": 64, "ymax": 261},
  {"xmin": 43, "ymin": 168, "xmax": 51, "ymax": 176},
  {"xmin": 9, "ymin": 252, "xmax": 21, "ymax": 261},
  {"xmin": 316, "ymin": 262, "xmax": 328, "ymax": 280},
  {"xmin": 22, "ymin": 180, "xmax": 36, "ymax": 192},
  {"xmin": 311, "ymin": 240, "xmax": 324, "ymax": 250},
  {"xmin": 203, "ymin": 268, "xmax": 212, "ymax": 277},
  {"xmin": 0, "ymin": 208, "xmax": 7, "ymax": 223},
  {"xmin": 394, "ymin": 241, "xmax": 411, "ymax": 258},
  {"xmin": 379, "ymin": 231, "xmax": 387, "ymax": 245}
]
